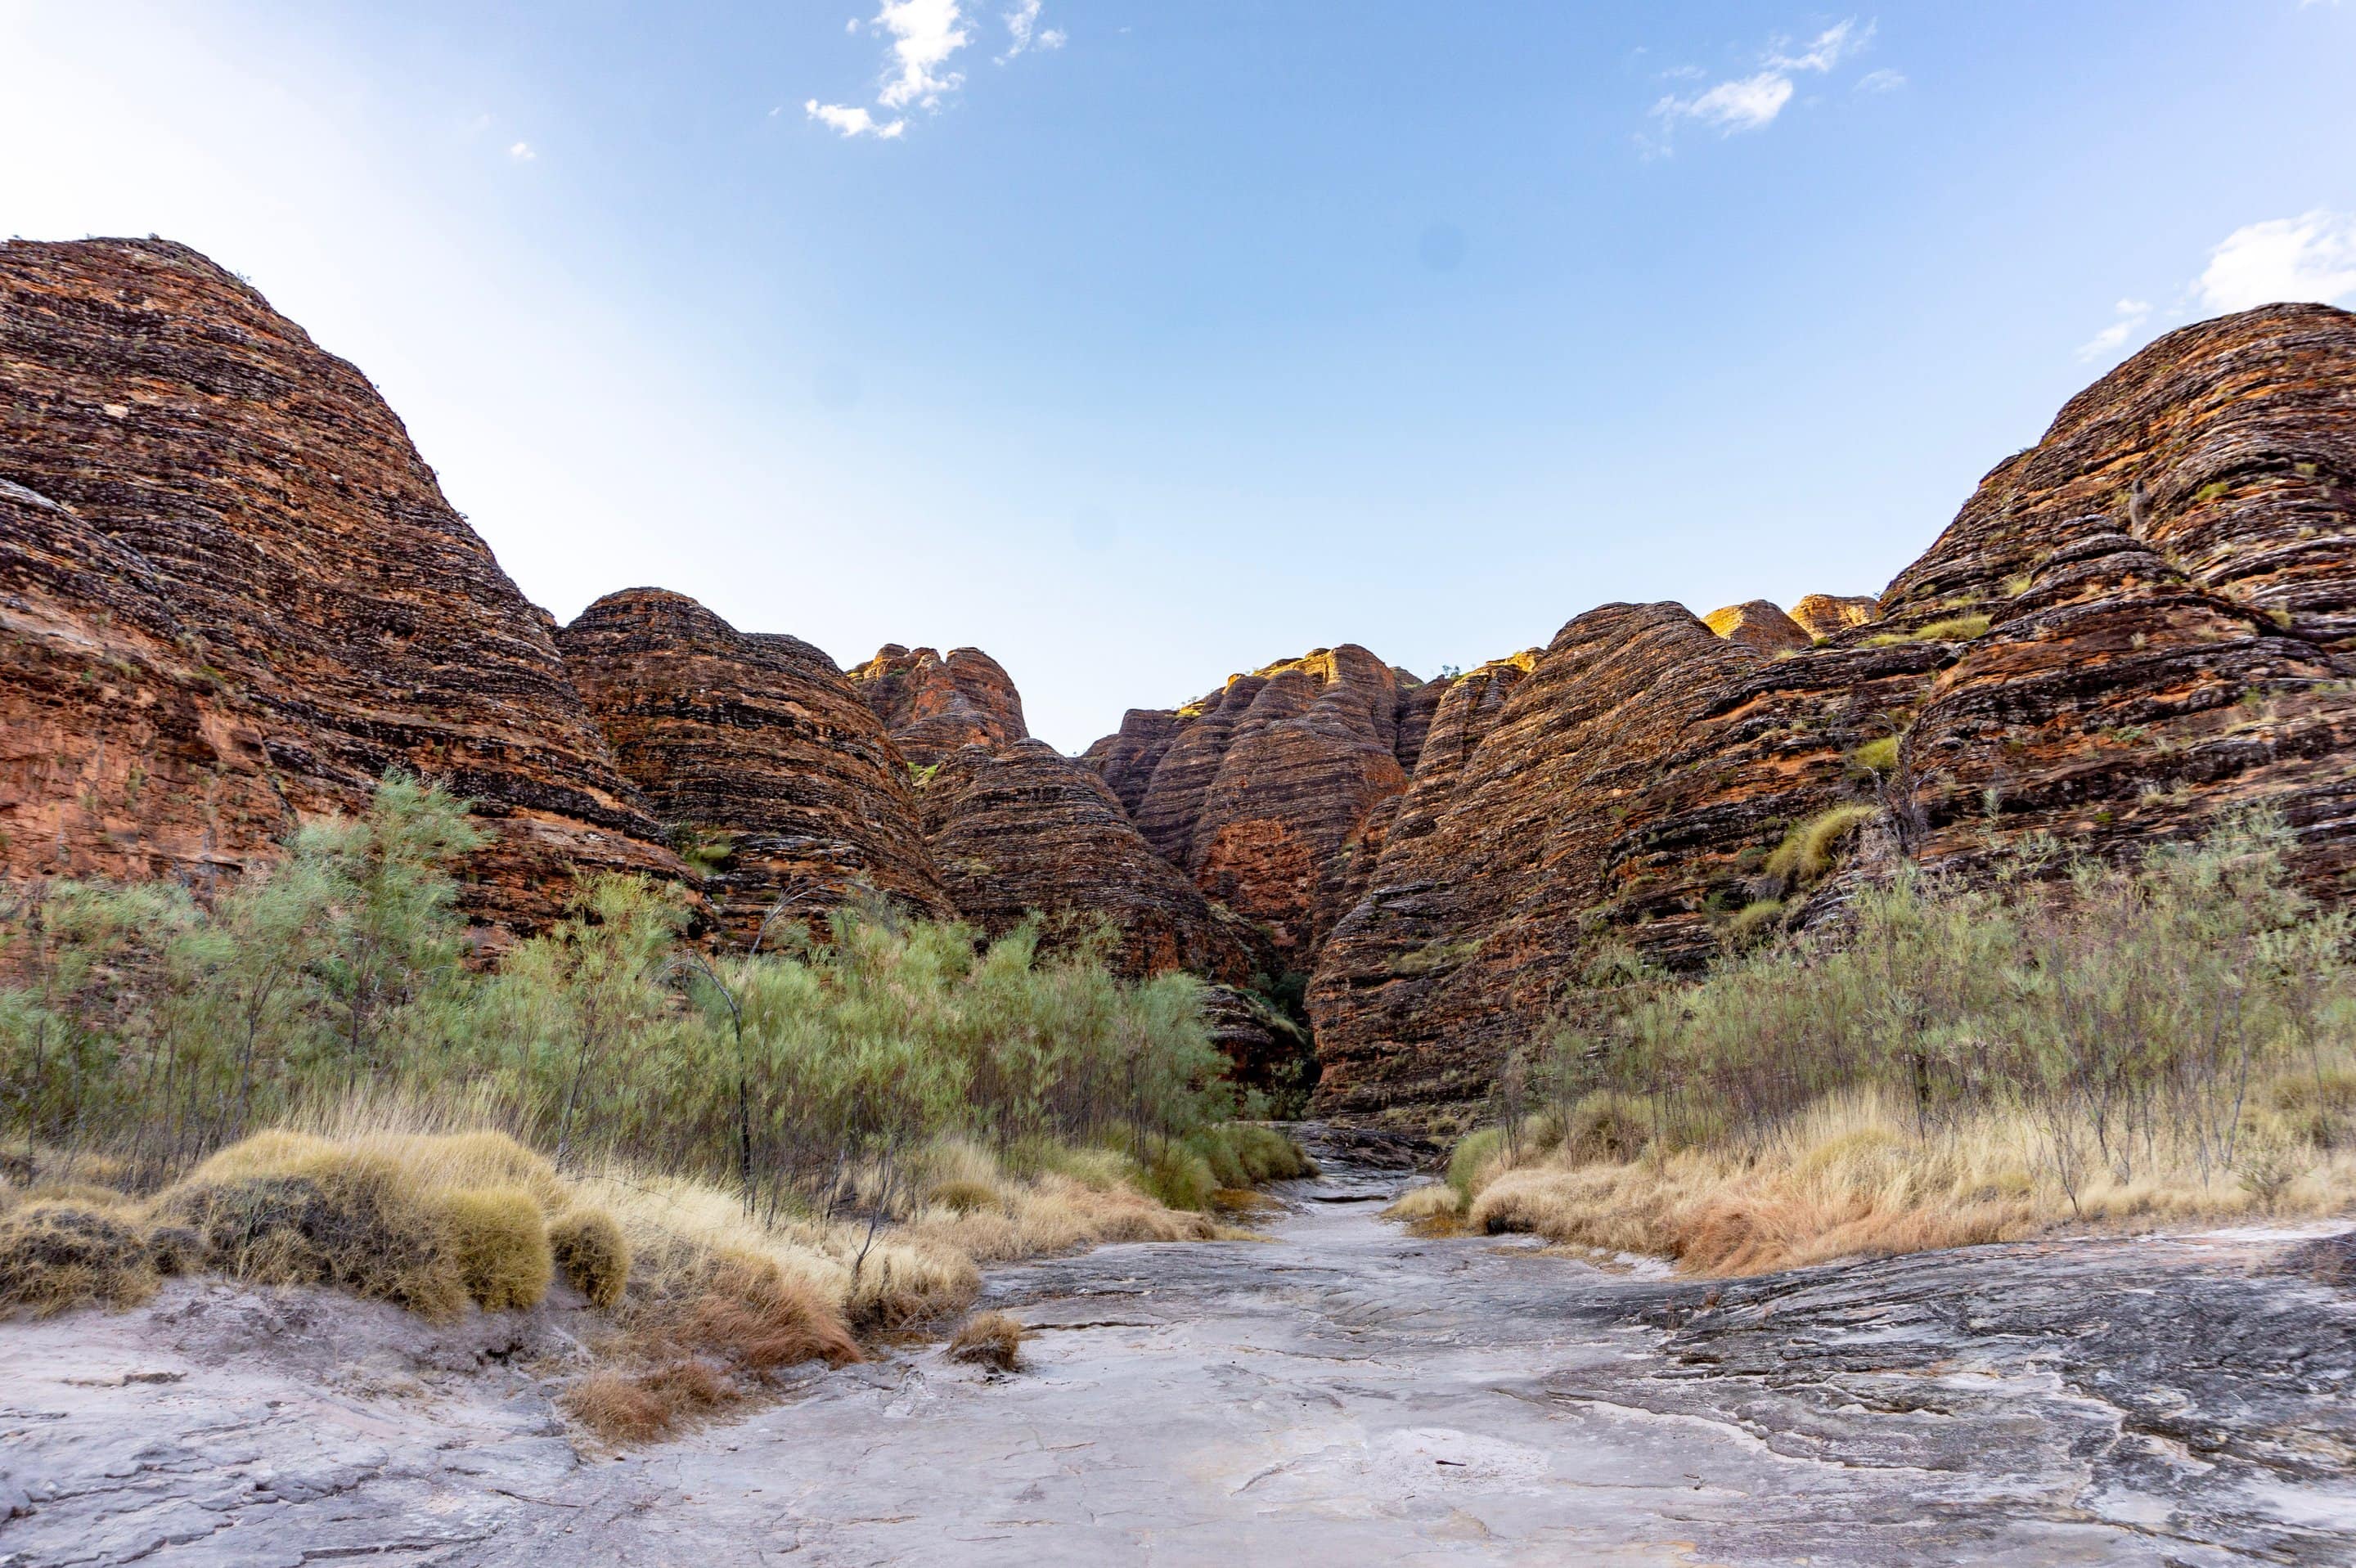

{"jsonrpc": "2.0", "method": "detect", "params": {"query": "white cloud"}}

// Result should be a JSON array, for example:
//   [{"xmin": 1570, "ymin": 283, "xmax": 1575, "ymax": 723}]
[
  {"xmin": 1661, "ymin": 72, "xmax": 1794, "ymax": 133},
  {"xmin": 1648, "ymin": 16, "xmax": 1885, "ymax": 146},
  {"xmin": 2076, "ymin": 298, "xmax": 2152, "ymax": 362},
  {"xmin": 875, "ymin": 0, "xmax": 969, "ymax": 110},
  {"xmin": 506, "ymin": 140, "xmax": 535, "ymax": 161},
  {"xmin": 812, "ymin": 0, "xmax": 1035, "ymax": 139},
  {"xmin": 1766, "ymin": 19, "xmax": 1873, "ymax": 74},
  {"xmin": 999, "ymin": 0, "xmax": 1064, "ymax": 61},
  {"xmin": 2197, "ymin": 210, "xmax": 2356, "ymax": 312},
  {"xmin": 805, "ymin": 99, "xmax": 906, "ymax": 138},
  {"xmin": 1855, "ymin": 67, "xmax": 1905, "ymax": 92}
]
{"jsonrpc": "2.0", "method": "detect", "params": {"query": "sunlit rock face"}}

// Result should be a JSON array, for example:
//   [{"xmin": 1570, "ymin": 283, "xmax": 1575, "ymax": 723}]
[
  {"xmin": 0, "ymin": 237, "xmax": 683, "ymax": 939},
  {"xmin": 848, "ymin": 644, "xmax": 1027, "ymax": 766},
  {"xmin": 1309, "ymin": 303, "xmax": 2356, "ymax": 1115},
  {"xmin": 1703, "ymin": 599, "xmax": 1813, "ymax": 654},
  {"xmin": 1875, "ymin": 303, "xmax": 2356, "ymax": 892},
  {"xmin": 1082, "ymin": 645, "xmax": 1450, "ymax": 969},
  {"xmin": 1789, "ymin": 592, "xmax": 1882, "ymax": 640},
  {"xmin": 556, "ymin": 589, "xmax": 954, "ymax": 941}
]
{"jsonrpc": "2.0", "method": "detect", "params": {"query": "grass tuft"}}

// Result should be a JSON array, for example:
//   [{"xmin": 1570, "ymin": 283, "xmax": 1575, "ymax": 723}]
[
  {"xmin": 1916, "ymin": 613, "xmax": 1991, "ymax": 641},
  {"xmin": 548, "ymin": 1207, "xmax": 630, "ymax": 1308},
  {"xmin": 0, "ymin": 1199, "xmax": 160, "ymax": 1318},
  {"xmin": 444, "ymin": 1187, "xmax": 551, "ymax": 1311},
  {"xmin": 1763, "ymin": 805, "xmax": 1879, "ymax": 886},
  {"xmin": 947, "ymin": 1308, "xmax": 1027, "ymax": 1372}
]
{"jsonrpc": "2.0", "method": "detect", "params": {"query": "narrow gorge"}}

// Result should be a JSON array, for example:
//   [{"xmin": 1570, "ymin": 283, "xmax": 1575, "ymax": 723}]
[{"xmin": 8, "ymin": 236, "xmax": 2354, "ymax": 1120}]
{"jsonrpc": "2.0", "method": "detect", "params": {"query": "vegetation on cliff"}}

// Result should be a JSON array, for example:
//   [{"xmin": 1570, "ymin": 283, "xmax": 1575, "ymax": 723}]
[{"xmin": 1401, "ymin": 817, "xmax": 2356, "ymax": 1272}]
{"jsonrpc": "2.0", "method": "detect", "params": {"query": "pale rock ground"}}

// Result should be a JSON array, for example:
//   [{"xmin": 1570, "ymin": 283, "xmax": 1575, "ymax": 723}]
[{"xmin": 4, "ymin": 1140, "xmax": 2353, "ymax": 1566}]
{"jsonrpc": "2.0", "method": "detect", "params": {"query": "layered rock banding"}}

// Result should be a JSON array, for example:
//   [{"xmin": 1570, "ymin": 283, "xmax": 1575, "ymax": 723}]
[
  {"xmin": 849, "ymin": 645, "xmax": 1027, "ymax": 765},
  {"xmin": 1309, "ymin": 303, "xmax": 2356, "ymax": 1113},
  {"xmin": 0, "ymin": 238, "xmax": 681, "ymax": 937},
  {"xmin": 555, "ymin": 589, "xmax": 954, "ymax": 940},
  {"xmin": 1083, "ymin": 646, "xmax": 1447, "ymax": 967},
  {"xmin": 913, "ymin": 739, "xmax": 1260, "ymax": 985},
  {"xmin": 9, "ymin": 239, "xmax": 2354, "ymax": 1121}
]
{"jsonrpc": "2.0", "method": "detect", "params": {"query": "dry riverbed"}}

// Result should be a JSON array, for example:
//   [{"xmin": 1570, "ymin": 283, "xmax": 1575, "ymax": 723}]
[{"xmin": 4, "ymin": 1132, "xmax": 2353, "ymax": 1566}]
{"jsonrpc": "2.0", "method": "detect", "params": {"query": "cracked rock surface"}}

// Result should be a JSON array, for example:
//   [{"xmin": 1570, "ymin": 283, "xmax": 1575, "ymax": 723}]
[{"xmin": 5, "ymin": 1151, "xmax": 2353, "ymax": 1565}]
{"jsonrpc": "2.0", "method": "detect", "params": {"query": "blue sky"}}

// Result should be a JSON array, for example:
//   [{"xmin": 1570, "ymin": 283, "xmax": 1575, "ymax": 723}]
[{"xmin": 6, "ymin": 2, "xmax": 2356, "ymax": 748}]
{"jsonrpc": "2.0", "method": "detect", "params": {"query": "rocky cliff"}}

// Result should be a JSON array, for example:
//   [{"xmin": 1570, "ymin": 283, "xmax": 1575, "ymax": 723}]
[
  {"xmin": 1081, "ymin": 646, "xmax": 1445, "ymax": 968},
  {"xmin": 1308, "ymin": 303, "xmax": 2356, "ymax": 1115},
  {"xmin": 1703, "ymin": 599, "xmax": 1813, "ymax": 654},
  {"xmin": 9, "ymin": 238, "xmax": 2352, "ymax": 1121},
  {"xmin": 0, "ymin": 238, "xmax": 682, "ymax": 937},
  {"xmin": 914, "ymin": 739, "xmax": 1261, "ymax": 985},
  {"xmin": 849, "ymin": 645, "xmax": 1027, "ymax": 765},
  {"xmin": 555, "ymin": 589, "xmax": 953, "ymax": 940}
]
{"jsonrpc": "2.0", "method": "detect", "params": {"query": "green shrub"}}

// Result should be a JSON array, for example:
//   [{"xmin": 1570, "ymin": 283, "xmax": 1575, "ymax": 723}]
[
  {"xmin": 1183, "ymin": 1128, "xmax": 1251, "ymax": 1189},
  {"xmin": 0, "ymin": 777, "xmax": 1241, "ymax": 1224},
  {"xmin": 1537, "ymin": 814, "xmax": 2354, "ymax": 1179},
  {"xmin": 1850, "ymin": 736, "xmax": 1900, "ymax": 774},
  {"xmin": 1135, "ymin": 1143, "xmax": 1216, "ymax": 1212},
  {"xmin": 1446, "ymin": 1126, "xmax": 1506, "ymax": 1204}
]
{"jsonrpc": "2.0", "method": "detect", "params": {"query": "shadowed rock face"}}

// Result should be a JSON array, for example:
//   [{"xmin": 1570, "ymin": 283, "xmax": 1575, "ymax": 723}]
[
  {"xmin": 555, "ymin": 589, "xmax": 953, "ymax": 940},
  {"xmin": 0, "ymin": 237, "xmax": 682, "ymax": 938},
  {"xmin": 915, "ymin": 735, "xmax": 1302, "ymax": 1091},
  {"xmin": 849, "ymin": 644, "xmax": 1027, "ymax": 766},
  {"xmin": 1311, "ymin": 303, "xmax": 2356, "ymax": 1115},
  {"xmin": 1703, "ymin": 599, "xmax": 1812, "ymax": 654},
  {"xmin": 1084, "ymin": 646, "xmax": 1449, "ymax": 968},
  {"xmin": 914, "ymin": 739, "xmax": 1261, "ymax": 985}
]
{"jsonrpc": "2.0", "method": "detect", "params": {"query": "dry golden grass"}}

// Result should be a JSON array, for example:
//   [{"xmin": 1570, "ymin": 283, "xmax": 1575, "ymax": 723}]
[
  {"xmin": 1448, "ymin": 1086, "xmax": 2356, "ymax": 1276},
  {"xmin": 900, "ymin": 1172, "xmax": 1216, "ymax": 1265},
  {"xmin": 564, "ymin": 1359, "xmax": 741, "ymax": 1444},
  {"xmin": 0, "ymin": 1198, "xmax": 164, "ymax": 1317},
  {"xmin": 445, "ymin": 1187, "xmax": 551, "ymax": 1311},
  {"xmin": 1382, "ymin": 1182, "xmax": 1468, "ymax": 1237},
  {"xmin": 947, "ymin": 1309, "xmax": 1026, "ymax": 1372},
  {"xmin": 2, "ymin": 1106, "xmax": 1258, "ymax": 1444},
  {"xmin": 548, "ymin": 1207, "xmax": 630, "ymax": 1308}
]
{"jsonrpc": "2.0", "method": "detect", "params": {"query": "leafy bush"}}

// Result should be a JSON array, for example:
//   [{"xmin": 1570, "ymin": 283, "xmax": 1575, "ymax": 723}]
[
  {"xmin": 1, "ymin": 775, "xmax": 1254, "ymax": 1222},
  {"xmin": 1446, "ymin": 1126, "xmax": 1505, "ymax": 1205},
  {"xmin": 1544, "ymin": 815, "xmax": 2356, "ymax": 1202}
]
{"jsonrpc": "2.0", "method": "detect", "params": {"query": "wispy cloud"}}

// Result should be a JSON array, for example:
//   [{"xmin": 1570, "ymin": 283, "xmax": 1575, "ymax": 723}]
[
  {"xmin": 2076, "ymin": 299, "xmax": 2151, "ymax": 361},
  {"xmin": 2070, "ymin": 209, "xmax": 2356, "ymax": 366},
  {"xmin": 1666, "ymin": 72, "xmax": 1795, "ymax": 133},
  {"xmin": 1644, "ymin": 18, "xmax": 1884, "ymax": 152},
  {"xmin": 998, "ymin": 0, "xmax": 1064, "ymax": 62},
  {"xmin": 805, "ymin": 99, "xmax": 906, "ymax": 138},
  {"xmin": 1854, "ymin": 67, "xmax": 1905, "ymax": 92},
  {"xmin": 809, "ymin": 0, "xmax": 1059, "ymax": 140},
  {"xmin": 1765, "ymin": 18, "xmax": 1872, "ymax": 74},
  {"xmin": 2197, "ymin": 210, "xmax": 2356, "ymax": 312},
  {"xmin": 506, "ymin": 141, "xmax": 536, "ymax": 162}
]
